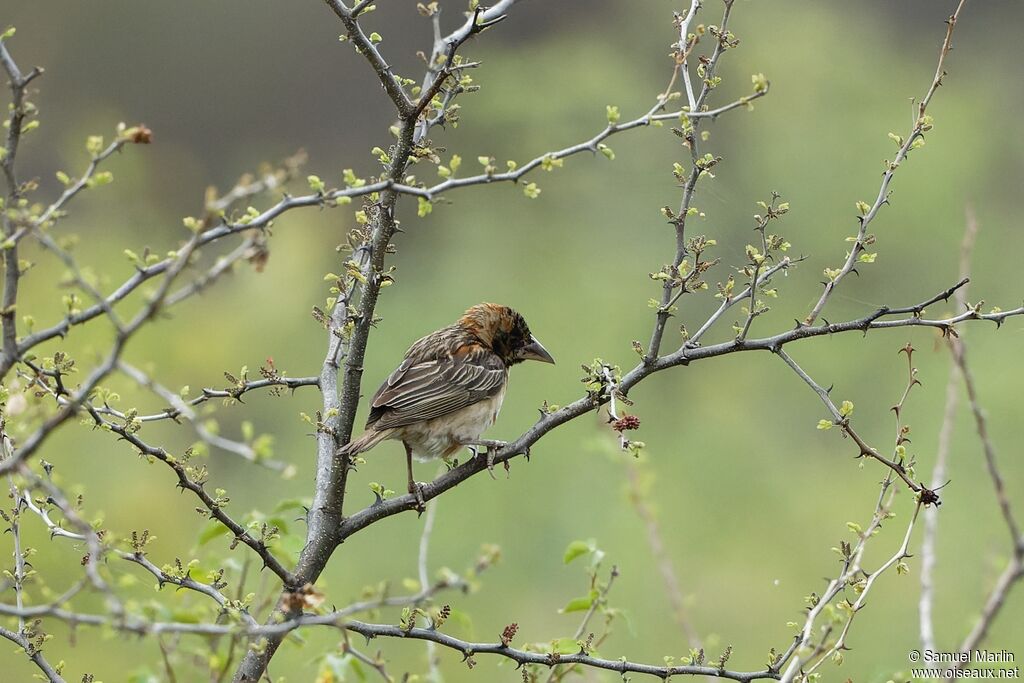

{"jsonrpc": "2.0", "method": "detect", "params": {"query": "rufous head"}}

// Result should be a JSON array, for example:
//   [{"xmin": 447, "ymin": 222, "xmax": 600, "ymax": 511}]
[{"xmin": 459, "ymin": 303, "xmax": 555, "ymax": 366}]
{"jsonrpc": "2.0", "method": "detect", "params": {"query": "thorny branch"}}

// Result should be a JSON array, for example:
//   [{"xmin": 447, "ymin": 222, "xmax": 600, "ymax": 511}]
[
  {"xmin": 0, "ymin": 624, "xmax": 66, "ymax": 683},
  {"xmin": 782, "ymin": 500, "xmax": 924, "ymax": 682},
  {"xmin": 775, "ymin": 346, "xmax": 924, "ymax": 494},
  {"xmin": 15, "ymin": 469, "xmax": 258, "ymax": 628},
  {"xmin": 0, "ymin": 596, "xmax": 782, "ymax": 682},
  {"xmin": 110, "ymin": 360, "xmax": 313, "ymax": 471},
  {"xmin": 646, "ymin": 0, "xmax": 747, "ymax": 363},
  {"xmin": 0, "ymin": 35, "xmax": 43, "ymax": 379},
  {"xmin": 802, "ymin": 0, "xmax": 967, "ymax": 327},
  {"xmin": 11, "ymin": 367, "xmax": 297, "ymax": 585}
]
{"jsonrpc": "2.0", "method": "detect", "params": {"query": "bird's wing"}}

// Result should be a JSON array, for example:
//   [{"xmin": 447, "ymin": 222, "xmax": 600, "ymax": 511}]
[{"xmin": 366, "ymin": 345, "xmax": 506, "ymax": 430}]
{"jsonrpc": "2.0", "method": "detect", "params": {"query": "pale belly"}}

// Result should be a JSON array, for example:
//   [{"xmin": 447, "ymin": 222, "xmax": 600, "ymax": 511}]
[{"xmin": 396, "ymin": 386, "xmax": 506, "ymax": 461}]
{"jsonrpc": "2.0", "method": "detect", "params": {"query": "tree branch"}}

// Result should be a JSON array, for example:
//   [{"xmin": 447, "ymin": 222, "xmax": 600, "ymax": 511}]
[
  {"xmin": 0, "ymin": 605, "xmax": 782, "ymax": 683},
  {"xmin": 0, "ymin": 34, "xmax": 43, "ymax": 378},
  {"xmin": 9, "ymin": 372, "xmax": 297, "ymax": 586},
  {"xmin": 0, "ymin": 624, "xmax": 66, "ymax": 683},
  {"xmin": 803, "ymin": 0, "xmax": 967, "ymax": 326},
  {"xmin": 323, "ymin": 0, "xmax": 415, "ymax": 116}
]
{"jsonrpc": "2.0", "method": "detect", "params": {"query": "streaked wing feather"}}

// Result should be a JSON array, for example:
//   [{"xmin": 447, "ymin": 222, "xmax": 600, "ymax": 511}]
[{"xmin": 368, "ymin": 347, "xmax": 505, "ymax": 430}]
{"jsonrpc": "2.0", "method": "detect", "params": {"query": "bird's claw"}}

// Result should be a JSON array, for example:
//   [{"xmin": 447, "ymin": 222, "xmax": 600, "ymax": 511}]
[
  {"xmin": 408, "ymin": 481, "xmax": 427, "ymax": 514},
  {"xmin": 486, "ymin": 447, "xmax": 497, "ymax": 479},
  {"xmin": 467, "ymin": 440, "xmax": 508, "ymax": 479}
]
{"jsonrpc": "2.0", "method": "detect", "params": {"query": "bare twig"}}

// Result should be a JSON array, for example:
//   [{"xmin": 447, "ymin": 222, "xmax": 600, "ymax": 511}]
[
  {"xmin": 775, "ymin": 346, "xmax": 924, "ymax": 493},
  {"xmin": 322, "ymin": 1, "xmax": 415, "ymax": 116},
  {"xmin": 0, "ymin": 624, "xmax": 66, "ymax": 683},
  {"xmin": 919, "ymin": 205, "xmax": 977, "ymax": 652},
  {"xmin": 954, "ymin": 556, "xmax": 1024, "ymax": 666},
  {"xmin": 418, "ymin": 492, "xmax": 440, "ymax": 679},
  {"xmin": 784, "ymin": 502, "xmax": 924, "ymax": 681},
  {"xmin": 941, "ymin": 214, "xmax": 1023, "ymax": 668},
  {"xmin": 1, "ymin": 231, "xmax": 210, "ymax": 476},
  {"xmin": 646, "ymin": 0, "xmax": 745, "ymax": 362},
  {"xmin": 546, "ymin": 565, "xmax": 619, "ymax": 683},
  {"xmin": 952, "ymin": 329, "xmax": 1021, "ymax": 546},
  {"xmin": 113, "ymin": 360, "xmax": 300, "ymax": 471},
  {"xmin": 803, "ymin": 0, "xmax": 967, "ymax": 326},
  {"xmin": 625, "ymin": 463, "xmax": 702, "ymax": 649},
  {"xmin": 17, "ymin": 479, "xmax": 258, "ymax": 627},
  {"xmin": 12, "ymin": 372, "xmax": 297, "ymax": 585}
]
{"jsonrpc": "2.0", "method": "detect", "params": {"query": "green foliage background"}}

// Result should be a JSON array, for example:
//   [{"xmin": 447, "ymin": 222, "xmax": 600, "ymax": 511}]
[{"xmin": 3, "ymin": 1, "xmax": 1023, "ymax": 680}]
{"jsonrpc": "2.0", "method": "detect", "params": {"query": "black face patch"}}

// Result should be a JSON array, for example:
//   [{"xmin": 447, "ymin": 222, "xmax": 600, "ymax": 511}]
[{"xmin": 491, "ymin": 309, "xmax": 532, "ymax": 365}]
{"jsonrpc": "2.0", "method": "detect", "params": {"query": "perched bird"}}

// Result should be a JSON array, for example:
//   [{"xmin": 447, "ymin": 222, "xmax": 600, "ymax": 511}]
[{"xmin": 340, "ymin": 303, "xmax": 554, "ymax": 504}]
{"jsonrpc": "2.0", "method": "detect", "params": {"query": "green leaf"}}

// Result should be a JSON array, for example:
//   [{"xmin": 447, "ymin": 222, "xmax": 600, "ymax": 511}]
[
  {"xmin": 86, "ymin": 135, "xmax": 104, "ymax": 157},
  {"xmin": 550, "ymin": 637, "xmax": 582, "ymax": 654},
  {"xmin": 560, "ymin": 593, "xmax": 595, "ymax": 614},
  {"xmin": 88, "ymin": 171, "xmax": 114, "ymax": 187},
  {"xmin": 197, "ymin": 520, "xmax": 230, "ymax": 546},
  {"xmin": 272, "ymin": 498, "xmax": 308, "ymax": 514},
  {"xmin": 563, "ymin": 540, "xmax": 591, "ymax": 564},
  {"xmin": 417, "ymin": 196, "xmax": 433, "ymax": 217}
]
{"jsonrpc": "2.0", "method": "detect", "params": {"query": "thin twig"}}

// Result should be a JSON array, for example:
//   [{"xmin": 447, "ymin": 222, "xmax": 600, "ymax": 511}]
[
  {"xmin": 418, "ymin": 492, "xmax": 440, "ymax": 679},
  {"xmin": 625, "ymin": 463, "xmax": 702, "ymax": 649},
  {"xmin": 919, "ymin": 205, "xmax": 977, "ymax": 652},
  {"xmin": 803, "ymin": 0, "xmax": 967, "ymax": 326}
]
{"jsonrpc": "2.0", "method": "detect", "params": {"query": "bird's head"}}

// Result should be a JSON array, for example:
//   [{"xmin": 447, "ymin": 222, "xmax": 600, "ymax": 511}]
[{"xmin": 459, "ymin": 303, "xmax": 555, "ymax": 366}]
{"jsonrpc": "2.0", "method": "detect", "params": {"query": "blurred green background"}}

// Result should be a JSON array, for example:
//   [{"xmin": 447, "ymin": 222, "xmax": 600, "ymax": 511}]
[{"xmin": 3, "ymin": 0, "xmax": 1023, "ymax": 681}]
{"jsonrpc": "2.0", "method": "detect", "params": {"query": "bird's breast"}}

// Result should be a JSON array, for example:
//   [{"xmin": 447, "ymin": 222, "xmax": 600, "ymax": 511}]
[{"xmin": 400, "ymin": 384, "xmax": 507, "ymax": 461}]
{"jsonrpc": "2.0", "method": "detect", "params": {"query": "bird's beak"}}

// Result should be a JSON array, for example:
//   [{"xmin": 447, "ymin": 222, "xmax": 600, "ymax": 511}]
[{"xmin": 520, "ymin": 336, "xmax": 555, "ymax": 364}]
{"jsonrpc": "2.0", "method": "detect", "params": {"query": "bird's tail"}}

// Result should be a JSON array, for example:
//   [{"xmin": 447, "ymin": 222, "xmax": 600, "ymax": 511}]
[{"xmin": 338, "ymin": 428, "xmax": 392, "ymax": 456}]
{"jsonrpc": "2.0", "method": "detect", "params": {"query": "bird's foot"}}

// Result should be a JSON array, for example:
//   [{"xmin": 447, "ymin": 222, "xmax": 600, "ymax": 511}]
[
  {"xmin": 464, "ymin": 439, "xmax": 509, "ymax": 479},
  {"xmin": 408, "ymin": 481, "xmax": 427, "ymax": 514}
]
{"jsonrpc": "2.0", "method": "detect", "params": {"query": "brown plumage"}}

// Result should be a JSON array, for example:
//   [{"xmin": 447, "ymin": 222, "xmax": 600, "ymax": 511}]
[{"xmin": 341, "ymin": 303, "xmax": 554, "ymax": 504}]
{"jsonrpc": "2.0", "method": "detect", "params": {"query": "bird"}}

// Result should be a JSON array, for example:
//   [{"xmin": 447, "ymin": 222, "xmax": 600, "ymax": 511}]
[{"xmin": 339, "ymin": 303, "xmax": 554, "ymax": 507}]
